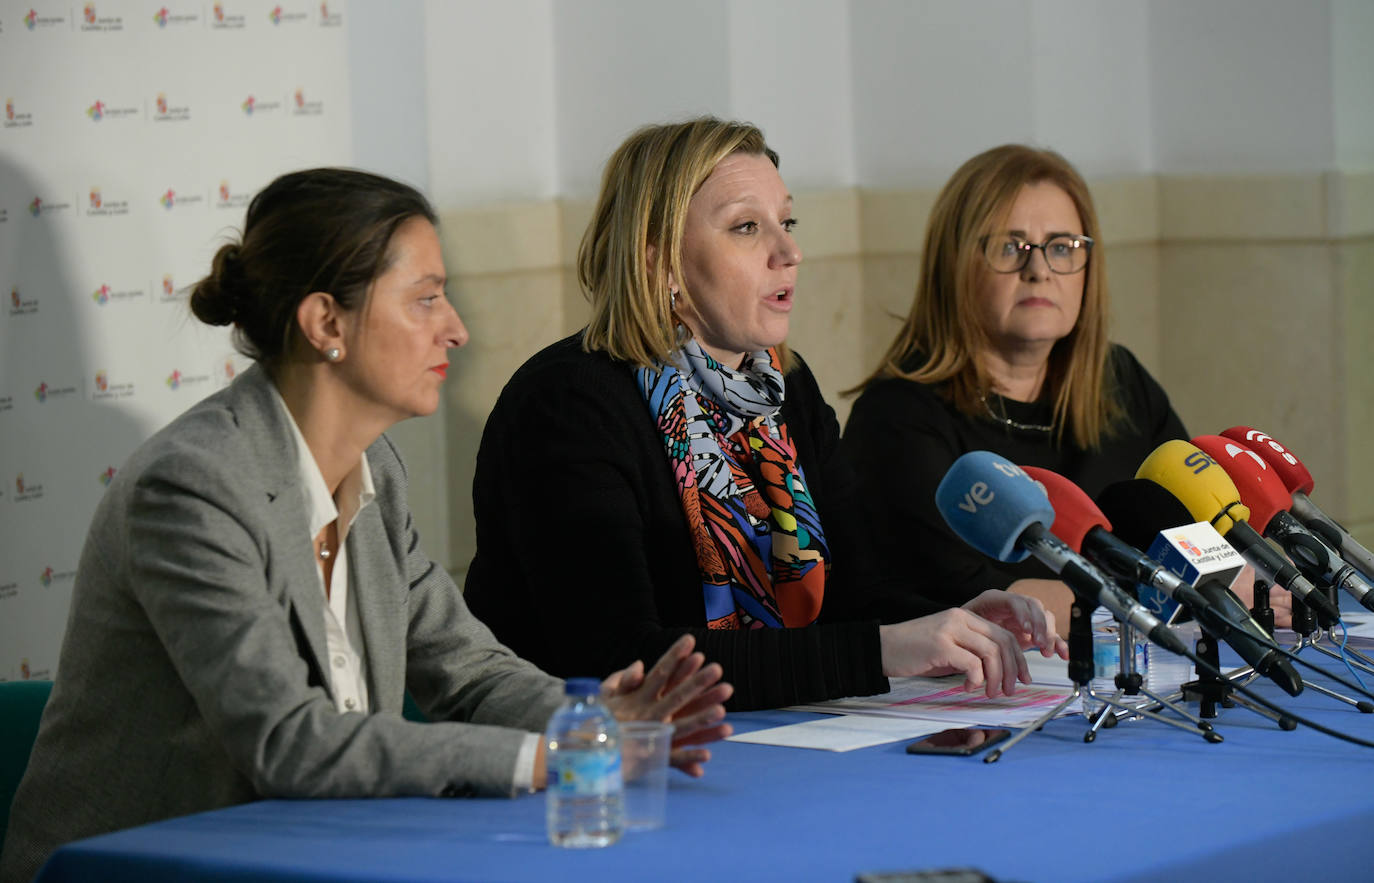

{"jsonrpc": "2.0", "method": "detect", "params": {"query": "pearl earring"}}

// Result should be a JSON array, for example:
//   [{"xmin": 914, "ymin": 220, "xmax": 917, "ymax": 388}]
[{"xmin": 325, "ymin": 347, "xmax": 341, "ymax": 362}]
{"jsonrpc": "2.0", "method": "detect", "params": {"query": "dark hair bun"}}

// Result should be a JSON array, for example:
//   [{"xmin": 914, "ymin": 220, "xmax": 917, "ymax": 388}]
[
  {"xmin": 189, "ymin": 243, "xmax": 246, "ymax": 327},
  {"xmin": 188, "ymin": 168, "xmax": 435, "ymax": 367}
]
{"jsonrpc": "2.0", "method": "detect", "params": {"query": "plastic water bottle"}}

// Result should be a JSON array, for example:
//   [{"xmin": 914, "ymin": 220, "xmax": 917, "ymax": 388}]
[
  {"xmin": 1145, "ymin": 620, "xmax": 1202, "ymax": 695},
  {"xmin": 545, "ymin": 678, "xmax": 623, "ymax": 848},
  {"xmin": 1085, "ymin": 610, "xmax": 1148, "ymax": 717}
]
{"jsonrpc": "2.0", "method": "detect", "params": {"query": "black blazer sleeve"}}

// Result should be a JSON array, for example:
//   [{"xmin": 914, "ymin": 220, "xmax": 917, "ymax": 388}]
[
  {"xmin": 840, "ymin": 379, "xmax": 1028, "ymax": 609},
  {"xmin": 463, "ymin": 339, "xmax": 890, "ymax": 711}
]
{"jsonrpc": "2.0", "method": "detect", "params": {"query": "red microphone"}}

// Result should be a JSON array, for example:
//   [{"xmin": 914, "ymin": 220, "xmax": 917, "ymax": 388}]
[
  {"xmin": 1021, "ymin": 467, "xmax": 1102, "ymax": 550},
  {"xmin": 1219, "ymin": 427, "xmax": 1314, "ymax": 494},
  {"xmin": 1023, "ymin": 465, "xmax": 1202, "ymax": 612},
  {"xmin": 1189, "ymin": 437, "xmax": 1289, "ymax": 532},
  {"xmin": 1022, "ymin": 465, "xmax": 1302, "ymax": 695},
  {"xmin": 1220, "ymin": 426, "xmax": 1374, "ymax": 583},
  {"xmin": 1192, "ymin": 435, "xmax": 1374, "ymax": 613}
]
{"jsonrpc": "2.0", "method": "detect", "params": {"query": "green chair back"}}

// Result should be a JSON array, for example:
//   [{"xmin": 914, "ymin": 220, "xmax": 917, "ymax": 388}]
[
  {"xmin": 1, "ymin": 680, "xmax": 52, "ymax": 848},
  {"xmin": 401, "ymin": 691, "xmax": 429, "ymax": 723}
]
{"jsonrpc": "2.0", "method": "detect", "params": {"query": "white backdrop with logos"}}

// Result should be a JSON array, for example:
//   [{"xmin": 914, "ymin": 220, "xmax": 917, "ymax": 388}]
[{"xmin": 0, "ymin": 0, "xmax": 354, "ymax": 682}]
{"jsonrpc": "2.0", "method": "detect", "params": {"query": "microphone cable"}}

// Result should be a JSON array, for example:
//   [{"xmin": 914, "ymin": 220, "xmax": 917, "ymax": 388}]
[{"xmin": 1332, "ymin": 621, "xmax": 1372, "ymax": 692}]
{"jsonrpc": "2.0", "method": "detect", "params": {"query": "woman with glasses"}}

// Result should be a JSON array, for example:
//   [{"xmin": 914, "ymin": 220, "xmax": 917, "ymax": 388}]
[{"xmin": 842, "ymin": 145, "xmax": 1188, "ymax": 630}]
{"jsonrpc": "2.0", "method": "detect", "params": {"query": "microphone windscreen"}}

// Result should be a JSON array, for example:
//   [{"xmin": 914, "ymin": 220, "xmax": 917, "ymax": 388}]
[
  {"xmin": 1190, "ymin": 435, "xmax": 1291, "ymax": 533},
  {"xmin": 1136, "ymin": 439, "xmax": 1251, "ymax": 534},
  {"xmin": 1096, "ymin": 479, "xmax": 1196, "ymax": 551},
  {"xmin": 1220, "ymin": 426, "xmax": 1316, "ymax": 495},
  {"xmin": 1021, "ymin": 466, "xmax": 1106, "ymax": 553},
  {"xmin": 935, "ymin": 451, "xmax": 1053, "ymax": 564}
]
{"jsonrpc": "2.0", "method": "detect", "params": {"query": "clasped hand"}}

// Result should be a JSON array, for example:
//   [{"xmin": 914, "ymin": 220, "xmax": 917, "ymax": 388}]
[
  {"xmin": 600, "ymin": 634, "xmax": 733, "ymax": 778},
  {"xmin": 879, "ymin": 590, "xmax": 1068, "ymax": 698}
]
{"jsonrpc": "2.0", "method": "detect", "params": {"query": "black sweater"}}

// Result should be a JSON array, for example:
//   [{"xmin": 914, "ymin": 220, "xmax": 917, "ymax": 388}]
[
  {"xmin": 840, "ymin": 344, "xmax": 1187, "ymax": 610},
  {"xmin": 464, "ymin": 334, "xmax": 937, "ymax": 710}
]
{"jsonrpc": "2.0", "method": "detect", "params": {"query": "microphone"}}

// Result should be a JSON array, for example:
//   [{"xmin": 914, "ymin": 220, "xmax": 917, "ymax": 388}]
[
  {"xmin": 1191, "ymin": 435, "xmax": 1374, "ymax": 613},
  {"xmin": 1097, "ymin": 479, "xmax": 1205, "ymax": 556},
  {"xmin": 1097, "ymin": 479, "xmax": 1249, "ymax": 622},
  {"xmin": 935, "ymin": 451, "xmax": 1188, "ymax": 656},
  {"xmin": 1135, "ymin": 440, "xmax": 1343, "ymax": 625},
  {"xmin": 1096, "ymin": 479, "xmax": 1246, "ymax": 621},
  {"xmin": 1024, "ymin": 467, "xmax": 1303, "ymax": 696},
  {"xmin": 1220, "ymin": 426, "xmax": 1374, "ymax": 583}
]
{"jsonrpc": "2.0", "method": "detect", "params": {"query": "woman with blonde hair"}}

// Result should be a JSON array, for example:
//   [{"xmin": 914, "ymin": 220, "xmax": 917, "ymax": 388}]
[
  {"xmin": 464, "ymin": 119, "xmax": 1064, "ymax": 711},
  {"xmin": 843, "ymin": 144, "xmax": 1190, "ymax": 628}
]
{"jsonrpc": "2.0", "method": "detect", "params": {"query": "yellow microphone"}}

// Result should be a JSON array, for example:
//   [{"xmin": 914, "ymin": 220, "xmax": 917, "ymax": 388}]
[
  {"xmin": 1137, "ymin": 440, "xmax": 1251, "ymax": 534},
  {"xmin": 1137, "ymin": 440, "xmax": 1341, "ymax": 625}
]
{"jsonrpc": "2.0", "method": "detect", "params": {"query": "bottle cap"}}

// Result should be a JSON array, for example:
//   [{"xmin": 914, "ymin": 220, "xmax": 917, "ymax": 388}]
[{"xmin": 564, "ymin": 677, "xmax": 602, "ymax": 696}]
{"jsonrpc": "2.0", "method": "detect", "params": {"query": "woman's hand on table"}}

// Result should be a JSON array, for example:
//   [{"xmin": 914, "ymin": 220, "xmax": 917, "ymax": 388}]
[{"xmin": 601, "ymin": 634, "xmax": 733, "ymax": 778}]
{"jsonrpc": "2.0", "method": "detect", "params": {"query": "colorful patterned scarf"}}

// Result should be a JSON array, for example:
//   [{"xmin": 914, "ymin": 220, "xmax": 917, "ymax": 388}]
[{"xmin": 636, "ymin": 341, "xmax": 828, "ymax": 629}]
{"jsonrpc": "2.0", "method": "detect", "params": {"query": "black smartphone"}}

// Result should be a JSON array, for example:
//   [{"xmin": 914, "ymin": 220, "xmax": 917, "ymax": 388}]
[
  {"xmin": 855, "ymin": 870, "xmax": 996, "ymax": 883},
  {"xmin": 905, "ymin": 727, "xmax": 1010, "ymax": 756}
]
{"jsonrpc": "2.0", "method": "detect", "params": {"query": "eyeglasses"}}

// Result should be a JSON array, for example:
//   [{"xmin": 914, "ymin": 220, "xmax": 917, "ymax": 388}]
[{"xmin": 980, "ymin": 233, "xmax": 1094, "ymax": 275}]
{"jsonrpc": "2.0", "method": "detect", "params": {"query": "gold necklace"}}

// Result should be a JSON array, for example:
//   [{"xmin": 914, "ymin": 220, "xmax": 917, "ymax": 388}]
[{"xmin": 980, "ymin": 393, "xmax": 1053, "ymax": 433}]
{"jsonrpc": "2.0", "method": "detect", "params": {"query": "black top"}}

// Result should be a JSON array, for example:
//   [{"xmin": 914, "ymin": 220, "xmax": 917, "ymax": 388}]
[
  {"xmin": 840, "ymin": 344, "xmax": 1187, "ymax": 610},
  {"xmin": 464, "ymin": 334, "xmax": 940, "ymax": 710}
]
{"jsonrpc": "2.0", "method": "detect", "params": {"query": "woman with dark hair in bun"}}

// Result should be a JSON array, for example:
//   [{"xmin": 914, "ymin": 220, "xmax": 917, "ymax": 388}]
[{"xmin": 0, "ymin": 168, "xmax": 730, "ymax": 883}]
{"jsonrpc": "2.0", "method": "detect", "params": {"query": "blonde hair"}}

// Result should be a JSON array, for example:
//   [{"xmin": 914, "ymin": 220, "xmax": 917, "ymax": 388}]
[
  {"xmin": 853, "ymin": 144, "xmax": 1119, "ymax": 448},
  {"xmin": 578, "ymin": 117, "xmax": 790, "ymax": 370}
]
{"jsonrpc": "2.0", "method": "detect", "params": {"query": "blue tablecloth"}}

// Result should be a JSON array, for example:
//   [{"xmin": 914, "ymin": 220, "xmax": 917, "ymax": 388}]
[{"xmin": 34, "ymin": 658, "xmax": 1374, "ymax": 883}]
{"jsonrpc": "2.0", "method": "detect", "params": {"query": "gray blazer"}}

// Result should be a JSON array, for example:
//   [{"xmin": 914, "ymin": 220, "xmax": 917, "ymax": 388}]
[{"xmin": 0, "ymin": 365, "xmax": 565, "ymax": 883}]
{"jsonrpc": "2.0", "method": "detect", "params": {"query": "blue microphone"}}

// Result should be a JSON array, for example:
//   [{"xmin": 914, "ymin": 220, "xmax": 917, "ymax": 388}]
[{"xmin": 935, "ymin": 451, "xmax": 1188, "ymax": 657}]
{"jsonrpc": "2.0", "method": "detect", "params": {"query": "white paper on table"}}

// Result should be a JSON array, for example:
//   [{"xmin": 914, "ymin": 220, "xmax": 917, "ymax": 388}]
[
  {"xmin": 786, "ymin": 669, "xmax": 1079, "ymax": 727},
  {"xmin": 727, "ymin": 714, "xmax": 951, "ymax": 751},
  {"xmin": 1024, "ymin": 651, "xmax": 1075, "ymax": 687}
]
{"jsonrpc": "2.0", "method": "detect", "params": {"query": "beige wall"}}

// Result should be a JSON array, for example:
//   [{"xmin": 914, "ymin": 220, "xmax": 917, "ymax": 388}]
[
  {"xmin": 1343, "ymin": 238, "xmax": 1374, "ymax": 543},
  {"xmin": 1156, "ymin": 172, "xmax": 1373, "ymax": 550},
  {"xmin": 434, "ymin": 173, "xmax": 1373, "ymax": 570}
]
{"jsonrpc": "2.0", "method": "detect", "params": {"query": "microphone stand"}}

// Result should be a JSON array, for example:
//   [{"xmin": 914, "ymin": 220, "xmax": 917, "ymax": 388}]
[
  {"xmin": 1305, "ymin": 585, "xmax": 1374, "ymax": 676},
  {"xmin": 1083, "ymin": 618, "xmax": 1213, "ymax": 741},
  {"xmin": 1223, "ymin": 575, "xmax": 1273, "ymax": 693},
  {"xmin": 985, "ymin": 598, "xmax": 1218, "ymax": 764},
  {"xmin": 1177, "ymin": 633, "xmax": 1296, "ymax": 729},
  {"xmin": 1148, "ymin": 578, "xmax": 1295, "ymax": 730},
  {"xmin": 1249, "ymin": 576, "xmax": 1275, "ymax": 637},
  {"xmin": 1283, "ymin": 596, "xmax": 1374, "ymax": 711}
]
